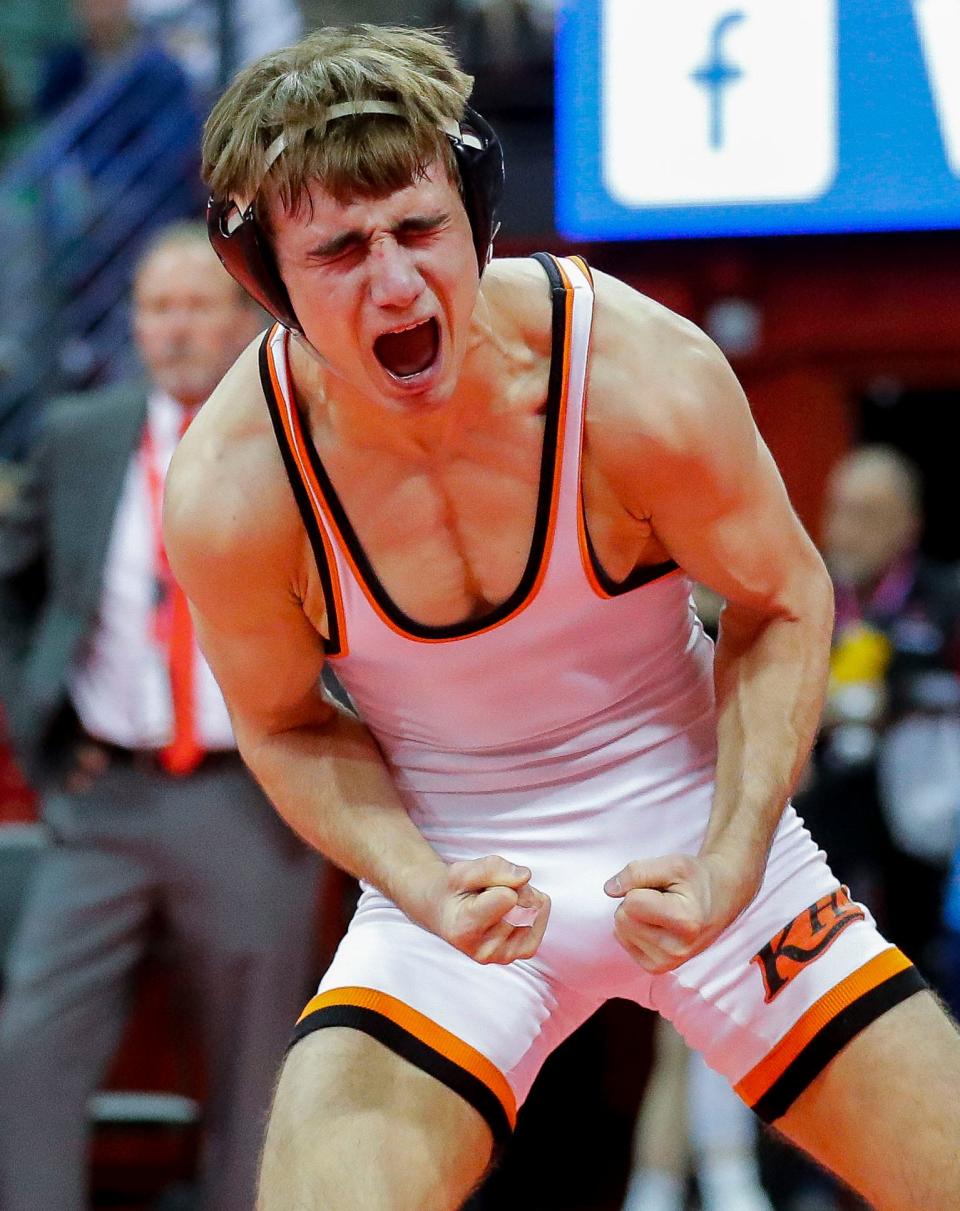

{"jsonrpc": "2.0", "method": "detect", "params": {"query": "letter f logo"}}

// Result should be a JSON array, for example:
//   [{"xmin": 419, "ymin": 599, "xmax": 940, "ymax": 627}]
[{"xmin": 693, "ymin": 10, "xmax": 746, "ymax": 148}]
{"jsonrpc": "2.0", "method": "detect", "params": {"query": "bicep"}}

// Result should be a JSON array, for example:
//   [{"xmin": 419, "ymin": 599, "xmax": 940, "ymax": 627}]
[
  {"xmin": 191, "ymin": 591, "xmax": 332, "ymax": 738},
  {"xmin": 656, "ymin": 435, "xmax": 820, "ymax": 614},
  {"xmin": 635, "ymin": 350, "xmax": 828, "ymax": 617},
  {"xmin": 164, "ymin": 436, "xmax": 334, "ymax": 736},
  {"xmin": 166, "ymin": 516, "xmax": 331, "ymax": 737}
]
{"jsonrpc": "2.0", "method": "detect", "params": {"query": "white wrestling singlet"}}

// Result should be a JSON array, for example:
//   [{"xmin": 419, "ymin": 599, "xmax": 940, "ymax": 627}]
[{"xmin": 260, "ymin": 254, "xmax": 923, "ymax": 1146}]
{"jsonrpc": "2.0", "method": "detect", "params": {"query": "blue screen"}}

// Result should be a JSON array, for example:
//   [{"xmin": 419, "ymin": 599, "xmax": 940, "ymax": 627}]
[{"xmin": 556, "ymin": 0, "xmax": 960, "ymax": 239}]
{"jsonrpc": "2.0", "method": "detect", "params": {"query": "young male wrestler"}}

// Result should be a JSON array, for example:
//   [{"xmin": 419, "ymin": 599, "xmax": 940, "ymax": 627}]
[{"xmin": 165, "ymin": 24, "xmax": 960, "ymax": 1211}]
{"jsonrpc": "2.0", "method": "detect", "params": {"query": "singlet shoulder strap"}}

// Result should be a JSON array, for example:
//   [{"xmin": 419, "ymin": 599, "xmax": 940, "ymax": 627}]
[
  {"xmin": 528, "ymin": 253, "xmax": 597, "ymax": 572},
  {"xmin": 531, "ymin": 255, "xmax": 680, "ymax": 598},
  {"xmin": 258, "ymin": 325, "xmax": 347, "ymax": 656}
]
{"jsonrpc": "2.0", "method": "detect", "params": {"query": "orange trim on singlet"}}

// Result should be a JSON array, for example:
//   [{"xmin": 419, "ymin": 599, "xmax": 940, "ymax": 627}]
[
  {"xmin": 733, "ymin": 947, "xmax": 913, "ymax": 1108},
  {"xmin": 264, "ymin": 331, "xmax": 349, "ymax": 656},
  {"xmin": 567, "ymin": 265, "xmax": 681, "ymax": 601},
  {"xmin": 273, "ymin": 262, "xmax": 577, "ymax": 646},
  {"xmin": 297, "ymin": 985, "xmax": 518, "ymax": 1128},
  {"xmin": 567, "ymin": 254, "xmax": 594, "ymax": 288}
]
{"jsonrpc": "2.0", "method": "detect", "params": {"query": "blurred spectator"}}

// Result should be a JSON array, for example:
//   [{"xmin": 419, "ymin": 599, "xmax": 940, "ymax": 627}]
[
  {"xmin": 0, "ymin": 0, "xmax": 204, "ymax": 436},
  {"xmin": 454, "ymin": 0, "xmax": 554, "ymax": 71},
  {"xmin": 36, "ymin": 0, "xmax": 140, "ymax": 117},
  {"xmin": 797, "ymin": 444, "xmax": 960, "ymax": 979},
  {"xmin": 131, "ymin": 0, "xmax": 302, "ymax": 96},
  {"xmin": 0, "ymin": 222, "xmax": 321, "ymax": 1211}
]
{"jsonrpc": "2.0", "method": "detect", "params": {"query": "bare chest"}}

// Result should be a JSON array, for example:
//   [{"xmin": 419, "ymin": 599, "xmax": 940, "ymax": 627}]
[
  {"xmin": 310, "ymin": 413, "xmax": 667, "ymax": 630},
  {"xmin": 319, "ymin": 414, "xmax": 543, "ymax": 626}
]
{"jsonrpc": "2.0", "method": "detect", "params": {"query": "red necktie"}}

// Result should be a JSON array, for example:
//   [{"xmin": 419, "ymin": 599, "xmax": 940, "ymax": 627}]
[
  {"xmin": 160, "ymin": 574, "xmax": 204, "ymax": 775},
  {"xmin": 145, "ymin": 407, "xmax": 204, "ymax": 776}
]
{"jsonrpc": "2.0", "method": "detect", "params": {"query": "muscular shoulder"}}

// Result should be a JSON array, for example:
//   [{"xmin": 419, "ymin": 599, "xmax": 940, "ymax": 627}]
[
  {"xmin": 585, "ymin": 268, "xmax": 756, "ymax": 515},
  {"xmin": 589, "ymin": 269, "xmax": 727, "ymax": 433},
  {"xmin": 164, "ymin": 335, "xmax": 306, "ymax": 622}
]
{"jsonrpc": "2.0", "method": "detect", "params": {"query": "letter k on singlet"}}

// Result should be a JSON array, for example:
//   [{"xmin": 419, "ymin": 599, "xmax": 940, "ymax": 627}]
[{"xmin": 753, "ymin": 888, "xmax": 866, "ymax": 1002}]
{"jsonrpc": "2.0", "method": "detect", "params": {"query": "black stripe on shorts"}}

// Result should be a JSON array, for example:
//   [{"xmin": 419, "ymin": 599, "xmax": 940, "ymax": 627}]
[{"xmin": 753, "ymin": 965, "xmax": 927, "ymax": 1123}]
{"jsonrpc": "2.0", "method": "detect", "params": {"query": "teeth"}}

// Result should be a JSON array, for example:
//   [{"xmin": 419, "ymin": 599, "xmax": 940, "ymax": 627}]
[{"xmin": 384, "ymin": 318, "xmax": 429, "ymax": 336}]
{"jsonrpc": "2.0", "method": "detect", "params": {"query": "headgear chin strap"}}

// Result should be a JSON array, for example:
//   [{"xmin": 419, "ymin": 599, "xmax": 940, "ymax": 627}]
[{"xmin": 206, "ymin": 102, "xmax": 504, "ymax": 333}]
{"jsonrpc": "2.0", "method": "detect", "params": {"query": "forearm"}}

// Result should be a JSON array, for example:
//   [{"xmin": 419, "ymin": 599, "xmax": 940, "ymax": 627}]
[
  {"xmin": 701, "ymin": 591, "xmax": 832, "ymax": 887},
  {"xmin": 236, "ymin": 708, "xmax": 446, "ymax": 926}
]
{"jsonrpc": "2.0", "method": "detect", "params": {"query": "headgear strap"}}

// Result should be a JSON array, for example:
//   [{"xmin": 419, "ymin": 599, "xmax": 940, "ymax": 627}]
[{"xmin": 228, "ymin": 100, "xmax": 425, "ymax": 223}]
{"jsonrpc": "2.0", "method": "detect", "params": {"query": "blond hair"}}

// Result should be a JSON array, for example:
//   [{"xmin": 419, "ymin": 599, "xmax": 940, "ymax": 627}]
[{"xmin": 202, "ymin": 24, "xmax": 474, "ymax": 219}]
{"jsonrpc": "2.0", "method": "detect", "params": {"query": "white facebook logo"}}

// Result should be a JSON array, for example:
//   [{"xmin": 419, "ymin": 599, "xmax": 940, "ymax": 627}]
[
  {"xmin": 912, "ymin": 0, "xmax": 960, "ymax": 177},
  {"xmin": 602, "ymin": 0, "xmax": 838, "ymax": 207}
]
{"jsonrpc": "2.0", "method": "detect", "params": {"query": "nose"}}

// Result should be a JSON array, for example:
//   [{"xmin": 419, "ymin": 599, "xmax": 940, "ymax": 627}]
[
  {"xmin": 367, "ymin": 236, "xmax": 424, "ymax": 310},
  {"xmin": 157, "ymin": 306, "xmax": 197, "ymax": 340}
]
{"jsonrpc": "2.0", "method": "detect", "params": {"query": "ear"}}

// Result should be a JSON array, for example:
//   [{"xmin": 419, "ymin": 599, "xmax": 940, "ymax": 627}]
[{"xmin": 207, "ymin": 195, "xmax": 302, "ymax": 332}]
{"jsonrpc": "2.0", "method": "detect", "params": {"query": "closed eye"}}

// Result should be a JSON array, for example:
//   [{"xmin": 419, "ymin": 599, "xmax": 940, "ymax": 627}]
[
  {"xmin": 306, "ymin": 211, "xmax": 451, "ymax": 267},
  {"xmin": 395, "ymin": 213, "xmax": 451, "ymax": 242}
]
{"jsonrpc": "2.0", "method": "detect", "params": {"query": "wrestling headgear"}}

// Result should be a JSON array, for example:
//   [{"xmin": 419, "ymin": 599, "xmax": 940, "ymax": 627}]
[{"xmin": 206, "ymin": 102, "xmax": 504, "ymax": 333}]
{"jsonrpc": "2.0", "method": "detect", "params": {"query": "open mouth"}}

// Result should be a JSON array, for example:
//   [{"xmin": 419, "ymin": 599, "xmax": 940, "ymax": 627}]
[{"xmin": 373, "ymin": 317, "xmax": 440, "ymax": 380}]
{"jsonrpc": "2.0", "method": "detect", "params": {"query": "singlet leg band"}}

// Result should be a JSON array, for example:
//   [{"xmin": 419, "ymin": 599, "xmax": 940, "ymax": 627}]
[
  {"xmin": 289, "ymin": 987, "xmax": 516, "ymax": 1150},
  {"xmin": 736, "ymin": 951, "xmax": 926, "ymax": 1122}
]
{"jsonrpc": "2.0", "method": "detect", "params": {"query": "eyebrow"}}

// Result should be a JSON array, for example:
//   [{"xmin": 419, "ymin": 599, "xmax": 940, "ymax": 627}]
[{"xmin": 307, "ymin": 211, "xmax": 451, "ymax": 259}]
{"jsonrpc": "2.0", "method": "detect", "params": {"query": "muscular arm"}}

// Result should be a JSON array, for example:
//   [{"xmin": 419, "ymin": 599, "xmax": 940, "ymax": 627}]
[
  {"xmin": 590, "ymin": 273, "xmax": 834, "ymax": 968},
  {"xmin": 163, "ymin": 379, "xmax": 547, "ymax": 963}
]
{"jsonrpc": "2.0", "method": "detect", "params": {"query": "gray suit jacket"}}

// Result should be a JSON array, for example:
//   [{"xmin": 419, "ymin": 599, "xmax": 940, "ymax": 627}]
[{"xmin": 0, "ymin": 384, "xmax": 148, "ymax": 783}]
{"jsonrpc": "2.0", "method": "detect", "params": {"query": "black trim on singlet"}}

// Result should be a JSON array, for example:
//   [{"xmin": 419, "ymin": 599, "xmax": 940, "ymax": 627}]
[
  {"xmin": 583, "ymin": 525, "xmax": 679, "ymax": 596},
  {"xmin": 289, "ymin": 1004, "xmax": 513, "ymax": 1150},
  {"xmin": 751, "ymin": 964, "xmax": 927, "ymax": 1123},
  {"xmin": 549, "ymin": 258, "xmax": 678, "ymax": 597},
  {"xmin": 258, "ymin": 330, "xmax": 343, "ymax": 656},
  {"xmin": 269, "ymin": 252, "xmax": 570, "ymax": 642}
]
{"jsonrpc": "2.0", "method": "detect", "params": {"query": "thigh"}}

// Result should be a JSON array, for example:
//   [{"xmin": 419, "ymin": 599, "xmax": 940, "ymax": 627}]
[
  {"xmin": 777, "ymin": 990, "xmax": 960, "ymax": 1209},
  {"xmin": 260, "ymin": 1027, "xmax": 493, "ymax": 1211}
]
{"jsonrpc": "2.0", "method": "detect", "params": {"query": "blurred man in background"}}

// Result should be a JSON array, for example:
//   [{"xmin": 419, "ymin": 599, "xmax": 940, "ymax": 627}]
[
  {"xmin": 36, "ymin": 0, "xmax": 142, "ymax": 117},
  {"xmin": 798, "ymin": 444, "xmax": 960, "ymax": 981},
  {"xmin": 0, "ymin": 221, "xmax": 321, "ymax": 1211}
]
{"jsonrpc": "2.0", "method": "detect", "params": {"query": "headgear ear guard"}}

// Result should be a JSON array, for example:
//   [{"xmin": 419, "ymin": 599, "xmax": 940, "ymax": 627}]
[{"xmin": 206, "ymin": 102, "xmax": 504, "ymax": 334}]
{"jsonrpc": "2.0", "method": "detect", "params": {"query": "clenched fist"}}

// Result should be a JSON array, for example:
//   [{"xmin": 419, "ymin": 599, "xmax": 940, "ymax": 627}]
[
  {"xmin": 424, "ymin": 855, "xmax": 551, "ymax": 965},
  {"xmin": 604, "ymin": 852, "xmax": 759, "ymax": 973}
]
